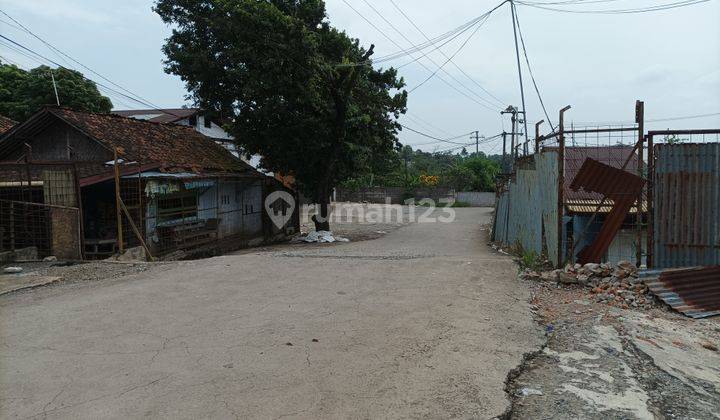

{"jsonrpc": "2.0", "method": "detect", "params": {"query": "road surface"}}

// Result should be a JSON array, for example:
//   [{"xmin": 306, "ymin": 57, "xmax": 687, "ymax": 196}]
[{"xmin": 0, "ymin": 208, "xmax": 542, "ymax": 419}]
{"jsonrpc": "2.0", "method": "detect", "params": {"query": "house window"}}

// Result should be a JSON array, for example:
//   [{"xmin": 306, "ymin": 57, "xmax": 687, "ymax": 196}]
[
  {"xmin": 221, "ymin": 194, "xmax": 230, "ymax": 205},
  {"xmin": 204, "ymin": 117, "xmax": 212, "ymax": 128},
  {"xmin": 188, "ymin": 115, "xmax": 197, "ymax": 126},
  {"xmin": 157, "ymin": 191, "xmax": 198, "ymax": 223}
]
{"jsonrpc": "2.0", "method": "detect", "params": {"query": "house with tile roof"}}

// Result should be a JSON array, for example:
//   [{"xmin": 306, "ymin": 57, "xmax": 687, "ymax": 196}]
[
  {"xmin": 0, "ymin": 107, "xmax": 298, "ymax": 260},
  {"xmin": 112, "ymin": 108, "xmax": 263, "ymax": 169}
]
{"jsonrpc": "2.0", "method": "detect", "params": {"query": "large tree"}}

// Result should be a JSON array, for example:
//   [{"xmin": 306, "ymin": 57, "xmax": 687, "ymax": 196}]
[
  {"xmin": 155, "ymin": 0, "xmax": 407, "ymax": 230},
  {"xmin": 0, "ymin": 62, "xmax": 112, "ymax": 122}
]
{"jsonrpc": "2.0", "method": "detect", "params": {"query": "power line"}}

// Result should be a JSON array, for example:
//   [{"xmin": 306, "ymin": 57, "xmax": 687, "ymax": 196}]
[
  {"xmin": 401, "ymin": 125, "xmax": 476, "ymax": 145},
  {"xmin": 516, "ymin": 0, "xmax": 710, "ymax": 14},
  {"xmin": 0, "ymin": 10, "xmax": 185, "ymax": 118},
  {"xmin": 512, "ymin": 2, "xmax": 556, "ymax": 131},
  {"xmin": 340, "ymin": 0, "xmax": 503, "ymax": 112},
  {"xmin": 389, "ymin": 0, "xmax": 506, "ymax": 107},
  {"xmin": 408, "ymin": 15, "xmax": 489, "ymax": 93},
  {"xmin": 0, "ymin": 33, "xmax": 185, "ymax": 116},
  {"xmin": 359, "ymin": 0, "xmax": 503, "ymax": 109}
]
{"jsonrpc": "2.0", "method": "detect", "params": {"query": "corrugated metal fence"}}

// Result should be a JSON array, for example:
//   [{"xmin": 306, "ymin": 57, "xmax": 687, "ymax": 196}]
[
  {"xmin": 653, "ymin": 142, "xmax": 719, "ymax": 268},
  {"xmin": 494, "ymin": 151, "xmax": 560, "ymax": 266}
]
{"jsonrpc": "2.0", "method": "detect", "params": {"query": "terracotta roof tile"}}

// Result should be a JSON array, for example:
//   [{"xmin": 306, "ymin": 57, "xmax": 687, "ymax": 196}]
[
  {"xmin": 48, "ymin": 108, "xmax": 250, "ymax": 174},
  {"xmin": 0, "ymin": 115, "xmax": 17, "ymax": 135}
]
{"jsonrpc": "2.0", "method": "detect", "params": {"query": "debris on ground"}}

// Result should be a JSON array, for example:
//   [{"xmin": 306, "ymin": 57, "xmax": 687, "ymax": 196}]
[
  {"xmin": 522, "ymin": 260, "xmax": 660, "ymax": 311},
  {"xmin": 3, "ymin": 267, "xmax": 23, "ymax": 274},
  {"xmin": 508, "ymin": 271, "xmax": 720, "ymax": 420},
  {"xmin": 297, "ymin": 230, "xmax": 350, "ymax": 243}
]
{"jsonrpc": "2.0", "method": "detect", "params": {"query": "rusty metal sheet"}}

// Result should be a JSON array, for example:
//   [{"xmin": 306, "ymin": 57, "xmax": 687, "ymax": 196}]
[
  {"xmin": 640, "ymin": 266, "xmax": 720, "ymax": 318},
  {"xmin": 570, "ymin": 158, "xmax": 645, "ymax": 264}
]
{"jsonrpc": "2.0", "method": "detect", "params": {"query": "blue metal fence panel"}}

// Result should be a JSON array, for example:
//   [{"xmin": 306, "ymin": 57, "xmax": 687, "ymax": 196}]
[
  {"xmin": 492, "ymin": 151, "xmax": 560, "ymax": 266},
  {"xmin": 654, "ymin": 143, "xmax": 720, "ymax": 268}
]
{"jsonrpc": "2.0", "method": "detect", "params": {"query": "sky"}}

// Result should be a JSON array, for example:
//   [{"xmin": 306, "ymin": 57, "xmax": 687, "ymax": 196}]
[{"xmin": 1, "ymin": 0, "xmax": 719, "ymax": 154}]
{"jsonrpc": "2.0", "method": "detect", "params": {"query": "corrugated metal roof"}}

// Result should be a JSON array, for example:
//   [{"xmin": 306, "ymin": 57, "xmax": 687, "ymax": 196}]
[
  {"xmin": 640, "ymin": 266, "xmax": 720, "ymax": 318},
  {"xmin": 564, "ymin": 146, "xmax": 639, "ymax": 201},
  {"xmin": 570, "ymin": 157, "xmax": 645, "ymax": 264},
  {"xmin": 654, "ymin": 143, "xmax": 720, "ymax": 268}
]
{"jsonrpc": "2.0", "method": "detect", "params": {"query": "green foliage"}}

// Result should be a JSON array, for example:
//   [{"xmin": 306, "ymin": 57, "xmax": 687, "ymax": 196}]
[
  {"xmin": 0, "ymin": 62, "xmax": 112, "ymax": 121},
  {"xmin": 342, "ymin": 147, "xmax": 502, "ymax": 192},
  {"xmin": 518, "ymin": 250, "xmax": 543, "ymax": 272},
  {"xmin": 154, "ymin": 0, "xmax": 407, "ymax": 216},
  {"xmin": 663, "ymin": 134, "xmax": 686, "ymax": 145}
]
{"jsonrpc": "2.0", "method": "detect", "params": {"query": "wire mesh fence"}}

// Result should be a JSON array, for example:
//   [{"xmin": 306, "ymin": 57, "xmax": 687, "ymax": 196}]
[{"xmin": 0, "ymin": 163, "xmax": 82, "ymax": 259}]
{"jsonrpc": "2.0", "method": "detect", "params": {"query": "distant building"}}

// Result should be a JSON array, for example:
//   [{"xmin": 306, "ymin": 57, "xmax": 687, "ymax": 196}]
[{"xmin": 113, "ymin": 108, "xmax": 263, "ymax": 169}]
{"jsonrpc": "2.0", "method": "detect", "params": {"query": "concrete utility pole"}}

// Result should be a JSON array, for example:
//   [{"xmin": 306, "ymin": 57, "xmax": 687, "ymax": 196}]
[
  {"xmin": 510, "ymin": 1, "xmax": 529, "ymax": 153},
  {"xmin": 471, "ymin": 131, "xmax": 480, "ymax": 154}
]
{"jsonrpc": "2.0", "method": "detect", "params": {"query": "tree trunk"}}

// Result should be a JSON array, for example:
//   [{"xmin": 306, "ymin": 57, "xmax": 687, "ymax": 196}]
[{"xmin": 312, "ymin": 185, "xmax": 331, "ymax": 231}]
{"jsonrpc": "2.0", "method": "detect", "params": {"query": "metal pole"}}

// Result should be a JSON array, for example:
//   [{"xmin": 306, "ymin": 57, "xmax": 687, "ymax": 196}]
[
  {"xmin": 535, "ymin": 120, "xmax": 544, "ymax": 154},
  {"xmin": 635, "ymin": 100, "xmax": 645, "ymax": 268},
  {"xmin": 114, "ymin": 148, "xmax": 124, "ymax": 253},
  {"xmin": 510, "ymin": 1, "xmax": 529, "ymax": 150},
  {"xmin": 510, "ymin": 112, "xmax": 517, "ymax": 165},
  {"xmin": 502, "ymin": 132, "xmax": 508, "ymax": 173},
  {"xmin": 647, "ymin": 133, "xmax": 654, "ymax": 269},
  {"xmin": 475, "ymin": 131, "xmax": 479, "ymax": 154},
  {"xmin": 558, "ymin": 105, "xmax": 571, "ymax": 267}
]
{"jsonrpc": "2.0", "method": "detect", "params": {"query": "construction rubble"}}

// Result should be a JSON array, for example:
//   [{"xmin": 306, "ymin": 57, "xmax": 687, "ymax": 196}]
[{"xmin": 522, "ymin": 260, "xmax": 659, "ymax": 310}]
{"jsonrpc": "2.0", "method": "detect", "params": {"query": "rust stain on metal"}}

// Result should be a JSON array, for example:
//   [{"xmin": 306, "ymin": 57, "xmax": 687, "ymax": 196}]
[
  {"xmin": 641, "ymin": 266, "xmax": 720, "ymax": 318},
  {"xmin": 570, "ymin": 158, "xmax": 645, "ymax": 264}
]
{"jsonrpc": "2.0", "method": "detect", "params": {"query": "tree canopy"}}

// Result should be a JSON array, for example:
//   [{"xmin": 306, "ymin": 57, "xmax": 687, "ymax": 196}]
[
  {"xmin": 0, "ymin": 62, "xmax": 112, "ymax": 122},
  {"xmin": 155, "ymin": 0, "xmax": 407, "ymax": 229},
  {"xmin": 341, "ymin": 146, "xmax": 502, "ymax": 193}
]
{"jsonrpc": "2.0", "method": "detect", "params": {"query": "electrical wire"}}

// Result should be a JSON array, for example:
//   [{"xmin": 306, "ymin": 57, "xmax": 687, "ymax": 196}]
[
  {"xmin": 340, "ymin": 0, "xmax": 504, "ymax": 112},
  {"xmin": 512, "ymin": 4, "xmax": 556, "ymax": 131},
  {"xmin": 0, "ymin": 33, "xmax": 185, "ymax": 116},
  {"xmin": 0, "ymin": 10, "xmax": 185, "ymax": 118},
  {"xmin": 401, "ymin": 125, "xmax": 476, "ymax": 145},
  {"xmin": 359, "ymin": 0, "xmax": 502, "ymax": 109},
  {"xmin": 408, "ymin": 15, "xmax": 489, "ymax": 93},
  {"xmin": 389, "ymin": 0, "xmax": 506, "ymax": 107},
  {"xmin": 516, "ymin": 0, "xmax": 710, "ymax": 14}
]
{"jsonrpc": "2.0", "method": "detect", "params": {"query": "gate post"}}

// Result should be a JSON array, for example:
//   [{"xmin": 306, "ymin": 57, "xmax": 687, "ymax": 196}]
[{"xmin": 558, "ymin": 105, "xmax": 571, "ymax": 267}]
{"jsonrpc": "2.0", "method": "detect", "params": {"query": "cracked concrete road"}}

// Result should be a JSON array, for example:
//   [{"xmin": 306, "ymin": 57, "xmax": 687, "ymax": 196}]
[{"xmin": 0, "ymin": 208, "xmax": 542, "ymax": 419}]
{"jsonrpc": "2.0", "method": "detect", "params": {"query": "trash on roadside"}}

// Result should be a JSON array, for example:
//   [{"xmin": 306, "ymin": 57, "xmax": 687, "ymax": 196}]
[
  {"xmin": 300, "ymin": 231, "xmax": 350, "ymax": 243},
  {"xmin": 3, "ymin": 267, "xmax": 23, "ymax": 274},
  {"xmin": 43, "ymin": 256, "xmax": 58, "ymax": 262}
]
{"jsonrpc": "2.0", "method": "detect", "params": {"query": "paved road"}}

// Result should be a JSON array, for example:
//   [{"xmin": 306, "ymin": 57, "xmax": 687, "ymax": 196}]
[{"xmin": 0, "ymin": 208, "xmax": 542, "ymax": 419}]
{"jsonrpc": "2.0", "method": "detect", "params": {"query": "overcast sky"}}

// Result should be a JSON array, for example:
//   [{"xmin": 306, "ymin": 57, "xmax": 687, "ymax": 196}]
[{"xmin": 1, "ymin": 0, "xmax": 718, "ymax": 153}]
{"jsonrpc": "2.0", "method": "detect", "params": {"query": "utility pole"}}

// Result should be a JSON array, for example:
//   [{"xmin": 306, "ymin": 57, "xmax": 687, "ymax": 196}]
[
  {"xmin": 510, "ymin": 0, "xmax": 529, "ymax": 154},
  {"xmin": 501, "ymin": 106, "xmax": 521, "ymax": 169},
  {"xmin": 473, "ymin": 131, "xmax": 480, "ymax": 154},
  {"xmin": 501, "ymin": 131, "xmax": 508, "ymax": 173}
]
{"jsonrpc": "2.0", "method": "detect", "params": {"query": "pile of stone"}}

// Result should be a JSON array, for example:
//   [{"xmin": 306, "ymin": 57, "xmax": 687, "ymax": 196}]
[{"xmin": 522, "ymin": 260, "xmax": 658, "ymax": 310}]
